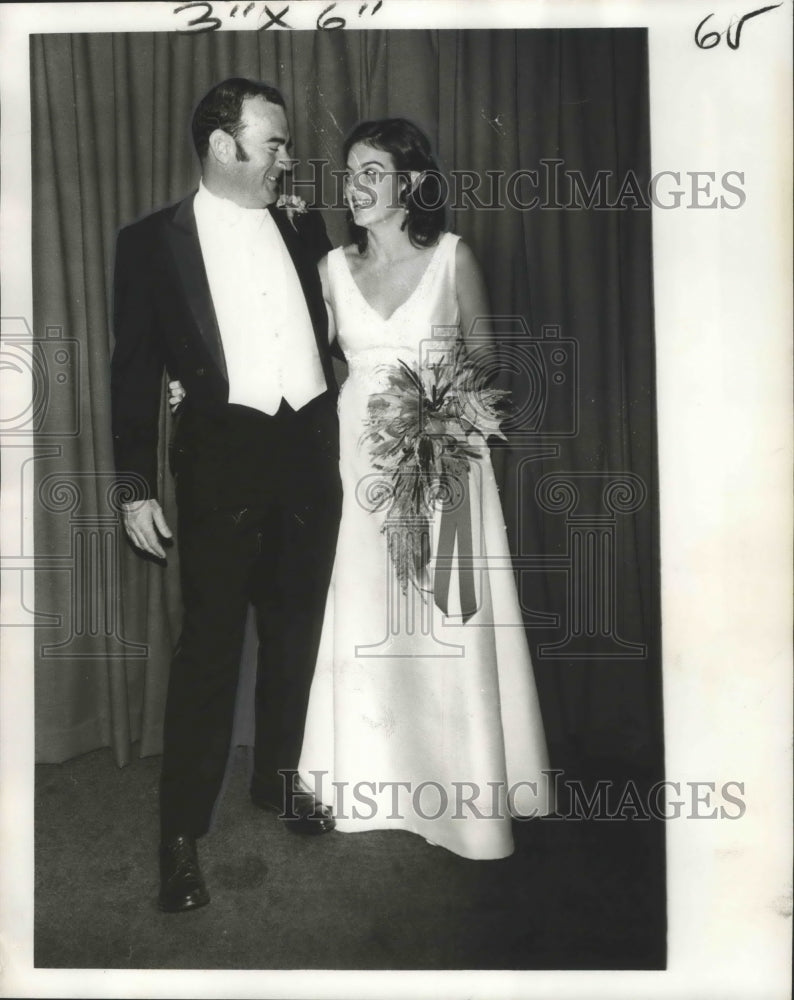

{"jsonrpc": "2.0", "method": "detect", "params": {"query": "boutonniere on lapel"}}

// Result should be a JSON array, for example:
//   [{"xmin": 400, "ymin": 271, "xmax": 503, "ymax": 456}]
[{"xmin": 276, "ymin": 193, "xmax": 308, "ymax": 231}]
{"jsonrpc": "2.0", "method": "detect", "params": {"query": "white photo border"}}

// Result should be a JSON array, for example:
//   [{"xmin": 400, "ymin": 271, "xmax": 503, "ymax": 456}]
[{"xmin": 1, "ymin": 2, "xmax": 791, "ymax": 998}]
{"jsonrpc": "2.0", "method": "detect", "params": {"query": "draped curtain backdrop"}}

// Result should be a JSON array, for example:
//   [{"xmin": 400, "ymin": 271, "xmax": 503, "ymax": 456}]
[{"xmin": 33, "ymin": 30, "xmax": 662, "ymax": 796}]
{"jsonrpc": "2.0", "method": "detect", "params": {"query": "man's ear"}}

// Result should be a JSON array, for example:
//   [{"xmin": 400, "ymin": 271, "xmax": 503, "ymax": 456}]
[{"xmin": 208, "ymin": 128, "xmax": 234, "ymax": 165}]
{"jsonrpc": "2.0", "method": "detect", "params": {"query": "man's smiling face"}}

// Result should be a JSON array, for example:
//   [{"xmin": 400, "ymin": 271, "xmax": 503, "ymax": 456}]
[{"xmin": 227, "ymin": 95, "xmax": 291, "ymax": 208}]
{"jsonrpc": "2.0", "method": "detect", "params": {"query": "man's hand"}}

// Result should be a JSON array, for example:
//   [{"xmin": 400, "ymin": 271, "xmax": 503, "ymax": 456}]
[
  {"xmin": 168, "ymin": 380, "xmax": 186, "ymax": 413},
  {"xmin": 122, "ymin": 499, "xmax": 173, "ymax": 559}
]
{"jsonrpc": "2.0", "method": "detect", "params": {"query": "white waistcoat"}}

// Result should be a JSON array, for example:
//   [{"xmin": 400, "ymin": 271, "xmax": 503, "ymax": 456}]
[{"xmin": 194, "ymin": 181, "xmax": 326, "ymax": 414}]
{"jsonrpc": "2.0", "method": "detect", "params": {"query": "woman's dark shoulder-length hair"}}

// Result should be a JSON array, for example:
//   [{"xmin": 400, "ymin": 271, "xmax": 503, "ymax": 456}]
[{"xmin": 343, "ymin": 118, "xmax": 446, "ymax": 253}]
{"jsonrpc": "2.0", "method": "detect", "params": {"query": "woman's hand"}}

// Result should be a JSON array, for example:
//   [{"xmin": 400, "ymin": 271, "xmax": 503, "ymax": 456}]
[{"xmin": 168, "ymin": 379, "xmax": 186, "ymax": 414}]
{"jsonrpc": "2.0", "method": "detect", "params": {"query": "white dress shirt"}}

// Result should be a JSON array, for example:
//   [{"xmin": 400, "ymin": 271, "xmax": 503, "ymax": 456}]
[{"xmin": 193, "ymin": 181, "xmax": 327, "ymax": 414}]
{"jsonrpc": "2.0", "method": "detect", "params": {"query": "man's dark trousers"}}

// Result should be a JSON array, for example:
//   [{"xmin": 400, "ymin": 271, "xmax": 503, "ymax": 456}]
[{"xmin": 159, "ymin": 392, "xmax": 340, "ymax": 840}]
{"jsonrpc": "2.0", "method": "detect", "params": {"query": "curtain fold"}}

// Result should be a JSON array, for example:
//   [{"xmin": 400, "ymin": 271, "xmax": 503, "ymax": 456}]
[{"xmin": 32, "ymin": 30, "xmax": 662, "ymax": 793}]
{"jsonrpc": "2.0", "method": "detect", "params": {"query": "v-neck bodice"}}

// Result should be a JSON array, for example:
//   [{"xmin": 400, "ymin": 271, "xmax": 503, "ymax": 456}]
[{"xmin": 327, "ymin": 232, "xmax": 460, "ymax": 387}]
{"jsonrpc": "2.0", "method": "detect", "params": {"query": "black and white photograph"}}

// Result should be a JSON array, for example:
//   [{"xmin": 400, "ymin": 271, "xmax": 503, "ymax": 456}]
[{"xmin": 0, "ymin": 2, "xmax": 791, "ymax": 998}]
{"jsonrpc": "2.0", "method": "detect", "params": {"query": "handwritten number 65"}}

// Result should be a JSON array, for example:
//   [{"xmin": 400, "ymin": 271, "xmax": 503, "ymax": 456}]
[{"xmin": 695, "ymin": 4, "xmax": 782, "ymax": 51}]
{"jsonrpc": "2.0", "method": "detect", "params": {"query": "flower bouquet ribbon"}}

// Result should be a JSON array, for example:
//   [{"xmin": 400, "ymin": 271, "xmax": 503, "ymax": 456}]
[
  {"xmin": 362, "ymin": 343, "xmax": 508, "ymax": 623},
  {"xmin": 432, "ymin": 470, "xmax": 476, "ymax": 621}
]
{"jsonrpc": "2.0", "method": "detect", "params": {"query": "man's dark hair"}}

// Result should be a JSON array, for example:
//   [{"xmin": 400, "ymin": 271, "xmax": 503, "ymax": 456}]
[{"xmin": 192, "ymin": 78, "xmax": 285, "ymax": 163}]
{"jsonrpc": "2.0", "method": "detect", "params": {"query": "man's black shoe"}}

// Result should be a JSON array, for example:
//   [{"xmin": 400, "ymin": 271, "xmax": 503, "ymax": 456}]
[
  {"xmin": 158, "ymin": 834, "xmax": 210, "ymax": 912},
  {"xmin": 251, "ymin": 789, "xmax": 336, "ymax": 835}
]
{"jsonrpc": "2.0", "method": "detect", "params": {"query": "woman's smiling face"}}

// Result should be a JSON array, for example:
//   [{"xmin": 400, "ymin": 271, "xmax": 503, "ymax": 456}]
[{"xmin": 344, "ymin": 142, "xmax": 405, "ymax": 227}]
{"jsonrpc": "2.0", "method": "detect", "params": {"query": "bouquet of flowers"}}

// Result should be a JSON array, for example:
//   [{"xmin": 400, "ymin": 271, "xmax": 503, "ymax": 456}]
[{"xmin": 362, "ymin": 342, "xmax": 509, "ymax": 595}]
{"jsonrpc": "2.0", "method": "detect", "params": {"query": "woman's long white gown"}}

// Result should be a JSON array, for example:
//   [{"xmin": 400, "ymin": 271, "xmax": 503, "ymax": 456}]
[{"xmin": 298, "ymin": 233, "xmax": 553, "ymax": 859}]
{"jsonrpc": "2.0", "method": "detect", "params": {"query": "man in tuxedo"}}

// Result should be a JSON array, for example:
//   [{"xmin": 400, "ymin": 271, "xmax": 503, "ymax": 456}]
[{"xmin": 111, "ymin": 78, "xmax": 341, "ymax": 913}]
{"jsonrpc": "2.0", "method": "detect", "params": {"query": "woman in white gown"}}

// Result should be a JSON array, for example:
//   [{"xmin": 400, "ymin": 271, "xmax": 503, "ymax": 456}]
[{"xmin": 297, "ymin": 119, "xmax": 553, "ymax": 860}]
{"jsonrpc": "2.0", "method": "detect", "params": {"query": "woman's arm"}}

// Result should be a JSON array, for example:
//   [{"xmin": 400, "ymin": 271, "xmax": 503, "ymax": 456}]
[
  {"xmin": 455, "ymin": 239, "xmax": 494, "ymax": 355},
  {"xmin": 318, "ymin": 254, "xmax": 337, "ymax": 344}
]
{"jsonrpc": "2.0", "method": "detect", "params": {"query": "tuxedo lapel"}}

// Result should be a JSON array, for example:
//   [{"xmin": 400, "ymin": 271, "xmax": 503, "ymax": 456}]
[{"xmin": 165, "ymin": 195, "xmax": 228, "ymax": 382}]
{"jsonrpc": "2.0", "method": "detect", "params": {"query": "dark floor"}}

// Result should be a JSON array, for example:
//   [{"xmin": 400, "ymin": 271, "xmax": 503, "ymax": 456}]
[{"xmin": 35, "ymin": 747, "xmax": 666, "ymax": 969}]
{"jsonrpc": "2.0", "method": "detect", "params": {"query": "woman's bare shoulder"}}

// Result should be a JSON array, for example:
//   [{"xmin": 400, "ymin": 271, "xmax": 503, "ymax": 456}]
[{"xmin": 454, "ymin": 237, "xmax": 481, "ymax": 272}]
